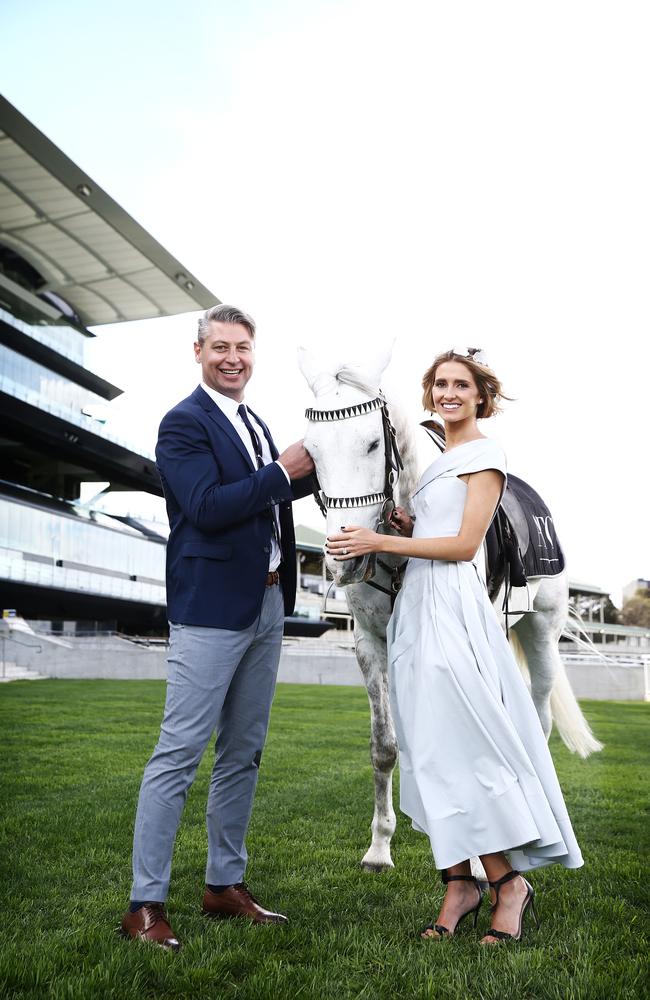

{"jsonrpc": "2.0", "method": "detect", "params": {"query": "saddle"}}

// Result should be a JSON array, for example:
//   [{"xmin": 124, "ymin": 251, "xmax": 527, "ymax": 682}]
[
  {"xmin": 420, "ymin": 422, "xmax": 564, "ymax": 600},
  {"xmin": 488, "ymin": 494, "xmax": 528, "ymax": 590},
  {"xmin": 492, "ymin": 473, "xmax": 565, "ymax": 582}
]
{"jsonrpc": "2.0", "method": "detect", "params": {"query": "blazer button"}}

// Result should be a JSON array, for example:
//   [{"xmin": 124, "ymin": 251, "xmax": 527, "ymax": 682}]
[{"xmin": 263, "ymin": 545, "xmax": 270, "ymax": 554}]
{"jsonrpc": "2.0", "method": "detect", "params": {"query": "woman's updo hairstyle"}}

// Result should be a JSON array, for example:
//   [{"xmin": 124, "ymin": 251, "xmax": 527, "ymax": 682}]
[{"xmin": 421, "ymin": 348, "xmax": 510, "ymax": 420}]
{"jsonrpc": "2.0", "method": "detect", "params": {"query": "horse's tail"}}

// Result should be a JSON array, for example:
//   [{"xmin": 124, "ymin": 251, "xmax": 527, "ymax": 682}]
[
  {"xmin": 508, "ymin": 630, "xmax": 603, "ymax": 758},
  {"xmin": 508, "ymin": 629, "xmax": 531, "ymax": 684},
  {"xmin": 549, "ymin": 664, "xmax": 604, "ymax": 757}
]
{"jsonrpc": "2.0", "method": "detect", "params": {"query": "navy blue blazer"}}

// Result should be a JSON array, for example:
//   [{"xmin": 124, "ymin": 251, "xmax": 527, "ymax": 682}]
[{"xmin": 156, "ymin": 385, "xmax": 312, "ymax": 629}]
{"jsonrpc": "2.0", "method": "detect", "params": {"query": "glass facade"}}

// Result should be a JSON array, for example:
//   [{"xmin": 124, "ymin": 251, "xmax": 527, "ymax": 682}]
[
  {"xmin": 0, "ymin": 306, "xmax": 85, "ymax": 364},
  {"xmin": 0, "ymin": 342, "xmax": 106, "ymax": 418},
  {"xmin": 0, "ymin": 495, "xmax": 166, "ymax": 606},
  {"xmin": 0, "ymin": 336, "xmax": 153, "ymax": 458},
  {"xmin": 1, "ymin": 279, "xmax": 162, "ymax": 623}
]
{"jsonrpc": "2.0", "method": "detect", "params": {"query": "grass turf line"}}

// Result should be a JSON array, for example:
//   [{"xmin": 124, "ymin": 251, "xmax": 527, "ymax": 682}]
[{"xmin": 0, "ymin": 682, "xmax": 648, "ymax": 1000}]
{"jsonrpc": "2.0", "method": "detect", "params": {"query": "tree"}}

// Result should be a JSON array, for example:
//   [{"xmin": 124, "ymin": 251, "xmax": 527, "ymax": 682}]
[{"xmin": 620, "ymin": 595, "xmax": 650, "ymax": 628}]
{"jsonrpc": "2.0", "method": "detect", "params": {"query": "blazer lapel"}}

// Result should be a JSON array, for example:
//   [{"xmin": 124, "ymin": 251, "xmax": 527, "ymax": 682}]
[{"xmin": 193, "ymin": 386, "xmax": 256, "ymax": 471}]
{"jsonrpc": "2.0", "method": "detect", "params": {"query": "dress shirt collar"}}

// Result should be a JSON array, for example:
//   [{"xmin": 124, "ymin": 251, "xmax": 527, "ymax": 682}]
[{"xmin": 200, "ymin": 382, "xmax": 248, "ymax": 421}]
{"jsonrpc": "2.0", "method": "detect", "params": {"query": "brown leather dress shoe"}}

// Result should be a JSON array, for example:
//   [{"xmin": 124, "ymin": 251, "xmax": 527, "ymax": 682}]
[
  {"xmin": 202, "ymin": 883, "xmax": 288, "ymax": 924},
  {"xmin": 120, "ymin": 903, "xmax": 181, "ymax": 951}
]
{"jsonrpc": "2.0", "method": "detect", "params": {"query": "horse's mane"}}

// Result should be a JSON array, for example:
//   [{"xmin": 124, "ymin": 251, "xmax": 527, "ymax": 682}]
[{"xmin": 334, "ymin": 366, "xmax": 381, "ymax": 397}]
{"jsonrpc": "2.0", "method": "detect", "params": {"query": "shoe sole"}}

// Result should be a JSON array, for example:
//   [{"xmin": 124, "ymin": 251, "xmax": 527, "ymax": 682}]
[
  {"xmin": 201, "ymin": 911, "xmax": 288, "ymax": 925},
  {"xmin": 116, "ymin": 926, "xmax": 181, "ymax": 951}
]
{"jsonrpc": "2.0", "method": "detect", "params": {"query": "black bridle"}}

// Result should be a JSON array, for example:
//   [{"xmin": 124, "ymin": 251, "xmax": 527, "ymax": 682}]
[{"xmin": 305, "ymin": 392, "xmax": 407, "ymax": 603}]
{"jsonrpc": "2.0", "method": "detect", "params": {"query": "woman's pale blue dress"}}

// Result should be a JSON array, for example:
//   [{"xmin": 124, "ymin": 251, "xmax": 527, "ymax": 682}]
[{"xmin": 388, "ymin": 438, "xmax": 583, "ymax": 872}]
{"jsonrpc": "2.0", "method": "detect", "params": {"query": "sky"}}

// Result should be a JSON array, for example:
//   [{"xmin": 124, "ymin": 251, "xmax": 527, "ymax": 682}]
[{"xmin": 2, "ymin": 0, "xmax": 648, "ymax": 604}]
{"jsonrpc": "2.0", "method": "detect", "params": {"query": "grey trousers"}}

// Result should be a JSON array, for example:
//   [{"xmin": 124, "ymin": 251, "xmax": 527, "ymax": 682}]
[{"xmin": 130, "ymin": 584, "xmax": 284, "ymax": 901}]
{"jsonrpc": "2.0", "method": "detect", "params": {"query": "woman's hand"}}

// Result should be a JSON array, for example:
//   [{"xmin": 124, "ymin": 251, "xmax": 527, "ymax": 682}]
[
  {"xmin": 326, "ymin": 525, "xmax": 382, "ymax": 560},
  {"xmin": 389, "ymin": 506, "xmax": 414, "ymax": 537}
]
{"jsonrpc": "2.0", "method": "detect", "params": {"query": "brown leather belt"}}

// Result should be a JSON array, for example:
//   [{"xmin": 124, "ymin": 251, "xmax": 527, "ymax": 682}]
[{"xmin": 265, "ymin": 570, "xmax": 280, "ymax": 587}]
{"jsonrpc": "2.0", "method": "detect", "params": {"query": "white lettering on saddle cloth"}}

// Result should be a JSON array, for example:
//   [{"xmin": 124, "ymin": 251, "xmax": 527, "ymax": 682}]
[{"xmin": 532, "ymin": 514, "xmax": 560, "ymax": 565}]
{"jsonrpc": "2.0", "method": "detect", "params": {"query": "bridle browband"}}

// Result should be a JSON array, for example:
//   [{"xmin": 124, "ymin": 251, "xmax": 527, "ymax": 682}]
[{"xmin": 305, "ymin": 391, "xmax": 406, "ymax": 603}]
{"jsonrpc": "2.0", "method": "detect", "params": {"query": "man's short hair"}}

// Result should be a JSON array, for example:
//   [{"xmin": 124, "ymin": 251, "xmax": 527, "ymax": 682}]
[{"xmin": 197, "ymin": 304, "xmax": 256, "ymax": 344}]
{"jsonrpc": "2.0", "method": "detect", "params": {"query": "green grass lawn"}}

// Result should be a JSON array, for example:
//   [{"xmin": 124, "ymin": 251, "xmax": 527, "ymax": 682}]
[{"xmin": 0, "ymin": 682, "xmax": 648, "ymax": 1000}]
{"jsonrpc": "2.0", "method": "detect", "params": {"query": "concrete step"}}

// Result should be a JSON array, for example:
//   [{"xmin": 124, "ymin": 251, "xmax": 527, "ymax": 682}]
[{"xmin": 0, "ymin": 664, "xmax": 47, "ymax": 682}]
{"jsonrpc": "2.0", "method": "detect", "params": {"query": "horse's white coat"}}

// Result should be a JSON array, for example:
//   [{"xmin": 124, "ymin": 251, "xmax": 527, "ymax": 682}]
[{"xmin": 299, "ymin": 349, "xmax": 601, "ymax": 871}]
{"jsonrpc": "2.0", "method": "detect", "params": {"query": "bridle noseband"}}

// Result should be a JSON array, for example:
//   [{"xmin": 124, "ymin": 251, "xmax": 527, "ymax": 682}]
[{"xmin": 305, "ymin": 391, "xmax": 406, "ymax": 603}]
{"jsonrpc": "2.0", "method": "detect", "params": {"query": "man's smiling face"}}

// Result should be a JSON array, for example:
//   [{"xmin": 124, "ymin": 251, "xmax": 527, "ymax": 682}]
[{"xmin": 194, "ymin": 321, "xmax": 255, "ymax": 401}]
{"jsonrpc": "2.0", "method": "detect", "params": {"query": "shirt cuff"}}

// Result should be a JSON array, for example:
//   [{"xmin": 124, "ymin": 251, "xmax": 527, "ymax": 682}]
[{"xmin": 275, "ymin": 460, "xmax": 291, "ymax": 484}]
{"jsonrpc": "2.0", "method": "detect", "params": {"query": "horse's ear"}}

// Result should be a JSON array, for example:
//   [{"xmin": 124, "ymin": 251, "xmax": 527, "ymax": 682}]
[
  {"xmin": 366, "ymin": 341, "xmax": 394, "ymax": 386},
  {"xmin": 297, "ymin": 346, "xmax": 322, "ymax": 392}
]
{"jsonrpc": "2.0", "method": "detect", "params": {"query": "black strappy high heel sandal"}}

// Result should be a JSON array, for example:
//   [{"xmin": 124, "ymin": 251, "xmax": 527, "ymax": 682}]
[
  {"xmin": 482, "ymin": 869, "xmax": 540, "ymax": 943},
  {"xmin": 420, "ymin": 871, "xmax": 486, "ymax": 939}
]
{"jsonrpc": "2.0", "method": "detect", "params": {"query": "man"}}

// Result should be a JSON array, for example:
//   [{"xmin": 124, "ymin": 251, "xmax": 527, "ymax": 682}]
[{"xmin": 120, "ymin": 304, "xmax": 314, "ymax": 950}]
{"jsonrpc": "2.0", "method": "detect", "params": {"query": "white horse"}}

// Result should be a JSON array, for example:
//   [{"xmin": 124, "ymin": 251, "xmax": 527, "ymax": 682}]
[{"xmin": 299, "ymin": 347, "xmax": 602, "ymax": 872}]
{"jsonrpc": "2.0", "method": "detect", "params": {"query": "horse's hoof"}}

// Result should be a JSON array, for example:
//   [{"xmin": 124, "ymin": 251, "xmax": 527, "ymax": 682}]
[{"xmin": 360, "ymin": 859, "xmax": 394, "ymax": 873}]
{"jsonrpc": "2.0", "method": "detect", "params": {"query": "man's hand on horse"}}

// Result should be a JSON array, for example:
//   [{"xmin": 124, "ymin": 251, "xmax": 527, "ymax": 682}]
[{"xmin": 326, "ymin": 526, "xmax": 381, "ymax": 560}]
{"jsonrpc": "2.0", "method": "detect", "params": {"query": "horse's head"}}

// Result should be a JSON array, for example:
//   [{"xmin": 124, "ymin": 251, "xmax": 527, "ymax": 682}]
[{"xmin": 298, "ymin": 346, "xmax": 394, "ymax": 587}]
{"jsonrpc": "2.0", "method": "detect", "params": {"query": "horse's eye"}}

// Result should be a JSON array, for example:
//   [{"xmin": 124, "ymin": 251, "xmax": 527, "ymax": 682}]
[{"xmin": 367, "ymin": 439, "xmax": 380, "ymax": 453}]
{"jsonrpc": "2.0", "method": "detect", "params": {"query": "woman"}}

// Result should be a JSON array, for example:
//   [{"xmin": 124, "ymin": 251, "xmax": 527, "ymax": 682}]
[{"xmin": 326, "ymin": 348, "xmax": 583, "ymax": 945}]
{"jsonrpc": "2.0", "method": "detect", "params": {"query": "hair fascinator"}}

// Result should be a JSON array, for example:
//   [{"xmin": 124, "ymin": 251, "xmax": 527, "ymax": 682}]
[{"xmin": 452, "ymin": 346, "xmax": 489, "ymax": 366}]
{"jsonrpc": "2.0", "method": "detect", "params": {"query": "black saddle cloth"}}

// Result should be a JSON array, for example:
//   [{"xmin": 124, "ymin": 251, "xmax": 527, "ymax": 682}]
[{"xmin": 486, "ymin": 473, "xmax": 565, "ymax": 589}]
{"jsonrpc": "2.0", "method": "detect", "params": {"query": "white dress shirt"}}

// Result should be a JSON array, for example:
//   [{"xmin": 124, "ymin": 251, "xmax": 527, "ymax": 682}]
[{"xmin": 200, "ymin": 383, "xmax": 288, "ymax": 571}]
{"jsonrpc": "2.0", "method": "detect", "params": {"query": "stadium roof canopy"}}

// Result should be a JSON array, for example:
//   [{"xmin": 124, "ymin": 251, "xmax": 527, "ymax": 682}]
[{"xmin": 0, "ymin": 95, "xmax": 217, "ymax": 330}]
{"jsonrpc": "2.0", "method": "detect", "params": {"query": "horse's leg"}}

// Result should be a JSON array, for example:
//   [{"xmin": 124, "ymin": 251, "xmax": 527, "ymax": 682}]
[
  {"xmin": 349, "ymin": 601, "xmax": 398, "ymax": 871},
  {"xmin": 511, "ymin": 607, "xmax": 559, "ymax": 739},
  {"xmin": 357, "ymin": 631, "xmax": 398, "ymax": 871},
  {"xmin": 489, "ymin": 571, "xmax": 562, "ymax": 736},
  {"xmin": 512, "ymin": 573, "xmax": 572, "ymax": 741}
]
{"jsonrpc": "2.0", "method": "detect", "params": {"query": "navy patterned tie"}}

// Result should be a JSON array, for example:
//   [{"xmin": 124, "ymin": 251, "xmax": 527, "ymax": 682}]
[
  {"xmin": 237, "ymin": 404, "xmax": 281, "ymax": 549},
  {"xmin": 237, "ymin": 404, "xmax": 264, "ymax": 469}
]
